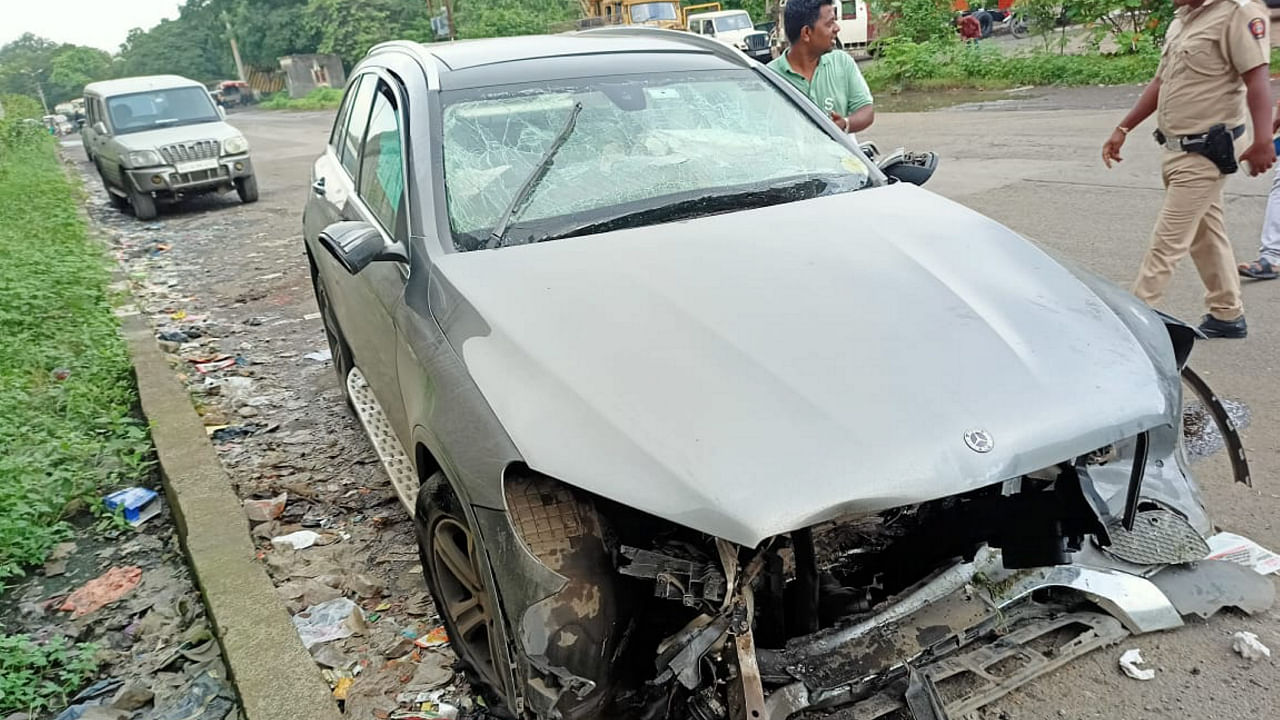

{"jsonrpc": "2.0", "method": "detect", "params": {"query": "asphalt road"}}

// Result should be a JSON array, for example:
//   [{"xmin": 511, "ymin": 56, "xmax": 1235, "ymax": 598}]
[{"xmin": 68, "ymin": 90, "xmax": 1280, "ymax": 719}]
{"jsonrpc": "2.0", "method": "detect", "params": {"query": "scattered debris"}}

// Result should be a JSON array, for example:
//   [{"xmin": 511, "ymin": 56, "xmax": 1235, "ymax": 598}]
[
  {"xmin": 1232, "ymin": 631, "xmax": 1272, "ymax": 661},
  {"xmin": 1118, "ymin": 648, "xmax": 1155, "ymax": 681},
  {"xmin": 293, "ymin": 597, "xmax": 365, "ymax": 648},
  {"xmin": 60, "ymin": 566, "xmax": 144, "ymax": 618},
  {"xmin": 414, "ymin": 626, "xmax": 449, "ymax": 649},
  {"xmin": 109, "ymin": 683, "xmax": 155, "ymax": 711},
  {"xmin": 209, "ymin": 424, "xmax": 260, "ymax": 443},
  {"xmin": 103, "ymin": 487, "xmax": 162, "ymax": 527},
  {"xmin": 303, "ymin": 348, "xmax": 333, "ymax": 363},
  {"xmin": 1205, "ymin": 532, "xmax": 1280, "ymax": 575},
  {"xmin": 51, "ymin": 367, "xmax": 72, "ymax": 381},
  {"xmin": 151, "ymin": 671, "xmax": 236, "ymax": 720},
  {"xmin": 242, "ymin": 493, "xmax": 287, "ymax": 522},
  {"xmin": 272, "ymin": 530, "xmax": 322, "ymax": 550}
]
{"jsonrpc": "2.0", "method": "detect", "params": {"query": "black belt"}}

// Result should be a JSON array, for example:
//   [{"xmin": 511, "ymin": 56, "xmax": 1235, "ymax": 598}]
[{"xmin": 1153, "ymin": 124, "xmax": 1245, "ymax": 152}]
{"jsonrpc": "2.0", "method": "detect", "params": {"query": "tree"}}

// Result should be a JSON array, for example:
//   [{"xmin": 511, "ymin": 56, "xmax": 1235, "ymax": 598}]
[
  {"xmin": 454, "ymin": 0, "xmax": 580, "ymax": 39},
  {"xmin": 0, "ymin": 34, "xmax": 61, "ymax": 102},
  {"xmin": 47, "ymin": 47, "xmax": 114, "ymax": 103}
]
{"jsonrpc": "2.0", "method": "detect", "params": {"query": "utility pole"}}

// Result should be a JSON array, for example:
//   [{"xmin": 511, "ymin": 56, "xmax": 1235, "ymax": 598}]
[
  {"xmin": 34, "ymin": 80, "xmax": 49, "ymax": 115},
  {"xmin": 223, "ymin": 15, "xmax": 248, "ymax": 83}
]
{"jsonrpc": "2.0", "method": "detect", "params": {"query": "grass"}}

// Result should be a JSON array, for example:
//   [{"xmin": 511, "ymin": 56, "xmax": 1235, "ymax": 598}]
[
  {"xmin": 259, "ymin": 86, "xmax": 344, "ymax": 111},
  {"xmin": 863, "ymin": 38, "xmax": 1160, "ymax": 94},
  {"xmin": 0, "ymin": 636, "xmax": 101, "ymax": 716},
  {"xmin": 0, "ymin": 119, "xmax": 152, "ymax": 581}
]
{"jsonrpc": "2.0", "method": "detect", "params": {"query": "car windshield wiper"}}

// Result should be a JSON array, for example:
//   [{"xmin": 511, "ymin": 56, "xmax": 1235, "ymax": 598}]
[
  {"xmin": 532, "ymin": 176, "xmax": 837, "ymax": 243},
  {"xmin": 486, "ymin": 101, "xmax": 583, "ymax": 250}
]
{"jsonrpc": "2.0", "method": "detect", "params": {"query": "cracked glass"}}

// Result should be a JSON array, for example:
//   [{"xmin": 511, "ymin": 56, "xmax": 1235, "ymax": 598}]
[{"xmin": 442, "ymin": 69, "xmax": 871, "ymax": 250}]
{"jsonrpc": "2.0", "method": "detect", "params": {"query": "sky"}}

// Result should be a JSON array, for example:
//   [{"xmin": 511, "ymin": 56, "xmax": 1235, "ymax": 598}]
[{"xmin": 2, "ymin": 0, "xmax": 184, "ymax": 53}]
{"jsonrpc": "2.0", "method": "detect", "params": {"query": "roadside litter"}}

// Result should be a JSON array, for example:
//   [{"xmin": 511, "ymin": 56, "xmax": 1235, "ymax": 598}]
[
  {"xmin": 1118, "ymin": 648, "xmax": 1155, "ymax": 680},
  {"xmin": 414, "ymin": 626, "xmax": 449, "ymax": 649},
  {"xmin": 243, "ymin": 493, "xmax": 287, "ymax": 522},
  {"xmin": 1205, "ymin": 532, "xmax": 1280, "ymax": 575},
  {"xmin": 304, "ymin": 348, "xmax": 333, "ymax": 362},
  {"xmin": 293, "ymin": 597, "xmax": 365, "ymax": 648},
  {"xmin": 60, "ymin": 566, "xmax": 143, "ymax": 618},
  {"xmin": 1231, "ymin": 631, "xmax": 1271, "ymax": 661},
  {"xmin": 272, "ymin": 530, "xmax": 322, "ymax": 550},
  {"xmin": 103, "ymin": 487, "xmax": 162, "ymax": 527}
]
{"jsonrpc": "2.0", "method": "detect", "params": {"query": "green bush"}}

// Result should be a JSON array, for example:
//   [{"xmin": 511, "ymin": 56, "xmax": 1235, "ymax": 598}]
[
  {"xmin": 0, "ymin": 121, "xmax": 152, "ymax": 579},
  {"xmin": 864, "ymin": 39, "xmax": 1160, "ymax": 92},
  {"xmin": 878, "ymin": 0, "xmax": 958, "ymax": 43},
  {"xmin": 0, "ymin": 635, "xmax": 100, "ymax": 716},
  {"xmin": 0, "ymin": 94, "xmax": 44, "ymax": 122},
  {"xmin": 260, "ymin": 86, "xmax": 344, "ymax": 111}
]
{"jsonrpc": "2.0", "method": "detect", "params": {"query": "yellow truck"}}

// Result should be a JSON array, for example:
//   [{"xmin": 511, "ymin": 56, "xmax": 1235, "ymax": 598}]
[{"xmin": 578, "ymin": 0, "xmax": 689, "ymax": 30}]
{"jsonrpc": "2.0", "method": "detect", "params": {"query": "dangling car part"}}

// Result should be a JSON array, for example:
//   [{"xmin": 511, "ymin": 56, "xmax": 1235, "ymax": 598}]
[{"xmin": 303, "ymin": 28, "xmax": 1271, "ymax": 720}]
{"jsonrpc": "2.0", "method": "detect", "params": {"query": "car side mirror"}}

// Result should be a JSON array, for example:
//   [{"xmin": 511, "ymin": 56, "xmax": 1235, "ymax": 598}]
[
  {"xmin": 318, "ymin": 221, "xmax": 406, "ymax": 275},
  {"xmin": 93, "ymin": 121, "xmax": 108, "ymax": 136},
  {"xmin": 878, "ymin": 149, "xmax": 939, "ymax": 187}
]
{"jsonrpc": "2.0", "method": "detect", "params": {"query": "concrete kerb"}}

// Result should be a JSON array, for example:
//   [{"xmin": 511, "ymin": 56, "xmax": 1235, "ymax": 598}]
[{"xmin": 117, "ymin": 306, "xmax": 342, "ymax": 720}]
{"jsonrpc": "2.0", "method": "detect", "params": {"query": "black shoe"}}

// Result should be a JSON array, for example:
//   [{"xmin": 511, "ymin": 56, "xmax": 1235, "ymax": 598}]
[{"xmin": 1198, "ymin": 314, "xmax": 1247, "ymax": 339}]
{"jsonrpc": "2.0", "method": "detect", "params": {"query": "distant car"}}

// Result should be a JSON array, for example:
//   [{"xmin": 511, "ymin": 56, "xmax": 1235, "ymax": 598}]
[
  {"xmin": 82, "ymin": 74, "xmax": 257, "ymax": 220},
  {"xmin": 685, "ymin": 9, "xmax": 773, "ymax": 62},
  {"xmin": 302, "ymin": 30, "xmax": 1259, "ymax": 720}
]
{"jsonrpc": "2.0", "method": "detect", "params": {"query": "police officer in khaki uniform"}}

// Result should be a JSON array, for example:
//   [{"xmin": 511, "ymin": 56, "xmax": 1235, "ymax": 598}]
[{"xmin": 1102, "ymin": 0, "xmax": 1275, "ymax": 339}]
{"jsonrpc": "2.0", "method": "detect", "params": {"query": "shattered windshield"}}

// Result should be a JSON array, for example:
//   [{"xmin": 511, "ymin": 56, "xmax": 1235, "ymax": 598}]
[
  {"xmin": 107, "ymin": 87, "xmax": 220, "ymax": 134},
  {"xmin": 442, "ymin": 69, "xmax": 872, "ymax": 250}
]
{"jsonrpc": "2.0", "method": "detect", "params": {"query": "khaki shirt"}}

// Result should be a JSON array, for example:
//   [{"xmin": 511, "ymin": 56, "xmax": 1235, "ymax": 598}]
[{"xmin": 1157, "ymin": 0, "xmax": 1270, "ymax": 136}]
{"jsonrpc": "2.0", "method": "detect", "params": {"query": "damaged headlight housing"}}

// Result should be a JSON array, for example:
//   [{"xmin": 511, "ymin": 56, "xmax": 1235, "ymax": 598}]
[
  {"xmin": 125, "ymin": 149, "xmax": 164, "ymax": 167},
  {"xmin": 222, "ymin": 135, "xmax": 249, "ymax": 155}
]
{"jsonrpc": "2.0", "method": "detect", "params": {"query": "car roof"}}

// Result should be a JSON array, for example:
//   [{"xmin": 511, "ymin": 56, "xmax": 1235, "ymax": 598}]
[
  {"xmin": 423, "ymin": 31, "xmax": 729, "ymax": 71},
  {"xmin": 84, "ymin": 75, "xmax": 205, "ymax": 98}
]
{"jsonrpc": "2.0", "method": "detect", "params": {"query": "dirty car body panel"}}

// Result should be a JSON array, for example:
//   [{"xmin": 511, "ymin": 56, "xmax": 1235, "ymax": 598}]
[{"xmin": 302, "ymin": 29, "xmax": 1264, "ymax": 720}]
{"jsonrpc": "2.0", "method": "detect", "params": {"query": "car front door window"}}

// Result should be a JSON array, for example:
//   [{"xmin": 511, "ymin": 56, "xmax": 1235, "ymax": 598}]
[
  {"xmin": 340, "ymin": 76, "xmax": 376, "ymax": 180},
  {"xmin": 357, "ymin": 82, "xmax": 407, "ymax": 241}
]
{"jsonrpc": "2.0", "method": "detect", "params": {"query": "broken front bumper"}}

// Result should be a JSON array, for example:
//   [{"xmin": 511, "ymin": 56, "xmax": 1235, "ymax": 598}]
[
  {"xmin": 125, "ymin": 154, "xmax": 253, "ymax": 194},
  {"xmin": 755, "ymin": 546, "xmax": 1274, "ymax": 719}
]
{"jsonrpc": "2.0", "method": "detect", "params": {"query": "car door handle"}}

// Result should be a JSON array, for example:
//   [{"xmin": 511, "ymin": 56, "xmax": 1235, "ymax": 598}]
[{"xmin": 311, "ymin": 178, "xmax": 326, "ymax": 196}]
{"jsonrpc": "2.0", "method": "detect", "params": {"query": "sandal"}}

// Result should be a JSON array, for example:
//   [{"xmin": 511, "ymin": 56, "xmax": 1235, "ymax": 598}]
[{"xmin": 1238, "ymin": 257, "xmax": 1278, "ymax": 280}]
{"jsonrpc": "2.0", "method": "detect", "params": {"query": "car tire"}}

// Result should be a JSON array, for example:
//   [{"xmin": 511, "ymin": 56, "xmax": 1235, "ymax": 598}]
[
  {"xmin": 95, "ymin": 161, "xmax": 127, "ymax": 211},
  {"xmin": 129, "ymin": 184, "xmax": 158, "ymax": 220},
  {"xmin": 235, "ymin": 175, "xmax": 259, "ymax": 204},
  {"xmin": 415, "ymin": 481, "xmax": 516, "ymax": 716}
]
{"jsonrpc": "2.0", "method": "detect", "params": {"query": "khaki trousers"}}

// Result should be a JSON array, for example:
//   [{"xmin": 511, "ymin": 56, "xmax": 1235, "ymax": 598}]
[{"xmin": 1132, "ymin": 151, "xmax": 1243, "ymax": 321}]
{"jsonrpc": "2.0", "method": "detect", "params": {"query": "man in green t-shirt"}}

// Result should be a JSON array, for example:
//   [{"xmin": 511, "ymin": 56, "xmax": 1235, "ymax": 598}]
[{"xmin": 767, "ymin": 0, "xmax": 875, "ymax": 134}]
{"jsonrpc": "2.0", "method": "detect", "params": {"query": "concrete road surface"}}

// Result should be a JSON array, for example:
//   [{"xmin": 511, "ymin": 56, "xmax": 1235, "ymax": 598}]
[{"xmin": 73, "ymin": 91, "xmax": 1280, "ymax": 719}]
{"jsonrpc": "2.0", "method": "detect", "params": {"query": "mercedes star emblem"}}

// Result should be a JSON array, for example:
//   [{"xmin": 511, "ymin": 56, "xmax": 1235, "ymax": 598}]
[{"xmin": 964, "ymin": 429, "xmax": 994, "ymax": 453}]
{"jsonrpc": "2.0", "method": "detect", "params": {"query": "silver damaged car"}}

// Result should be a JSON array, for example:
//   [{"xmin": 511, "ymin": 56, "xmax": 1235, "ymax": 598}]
[{"xmin": 302, "ymin": 29, "xmax": 1270, "ymax": 720}]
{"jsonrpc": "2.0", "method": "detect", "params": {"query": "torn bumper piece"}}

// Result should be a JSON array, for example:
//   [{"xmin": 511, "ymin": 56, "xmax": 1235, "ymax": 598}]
[{"xmin": 754, "ymin": 549, "xmax": 1273, "ymax": 719}]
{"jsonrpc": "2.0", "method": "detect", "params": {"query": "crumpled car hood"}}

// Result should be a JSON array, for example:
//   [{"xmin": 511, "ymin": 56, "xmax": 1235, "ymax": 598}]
[{"xmin": 432, "ymin": 183, "xmax": 1174, "ymax": 546}]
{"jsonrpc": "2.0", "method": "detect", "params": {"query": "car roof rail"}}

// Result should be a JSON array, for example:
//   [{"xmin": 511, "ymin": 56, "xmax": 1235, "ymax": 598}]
[
  {"xmin": 364, "ymin": 40, "xmax": 442, "ymax": 89},
  {"xmin": 575, "ymin": 26, "xmax": 754, "ymax": 69}
]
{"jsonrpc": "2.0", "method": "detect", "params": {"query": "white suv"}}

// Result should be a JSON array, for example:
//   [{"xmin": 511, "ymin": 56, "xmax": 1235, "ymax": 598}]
[
  {"xmin": 82, "ymin": 74, "xmax": 256, "ymax": 220},
  {"xmin": 685, "ymin": 9, "xmax": 772, "ymax": 62}
]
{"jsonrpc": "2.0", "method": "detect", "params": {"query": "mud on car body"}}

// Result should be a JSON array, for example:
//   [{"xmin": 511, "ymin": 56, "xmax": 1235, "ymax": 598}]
[{"xmin": 302, "ymin": 28, "xmax": 1270, "ymax": 720}]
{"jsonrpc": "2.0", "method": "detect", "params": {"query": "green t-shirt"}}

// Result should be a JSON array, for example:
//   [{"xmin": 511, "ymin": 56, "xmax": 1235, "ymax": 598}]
[{"xmin": 767, "ymin": 49, "xmax": 874, "ymax": 116}]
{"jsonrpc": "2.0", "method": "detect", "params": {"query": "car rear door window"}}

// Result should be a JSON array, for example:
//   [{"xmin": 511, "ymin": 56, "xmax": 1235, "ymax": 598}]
[
  {"xmin": 357, "ymin": 81, "xmax": 406, "ymax": 239},
  {"xmin": 339, "ymin": 76, "xmax": 376, "ymax": 180}
]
